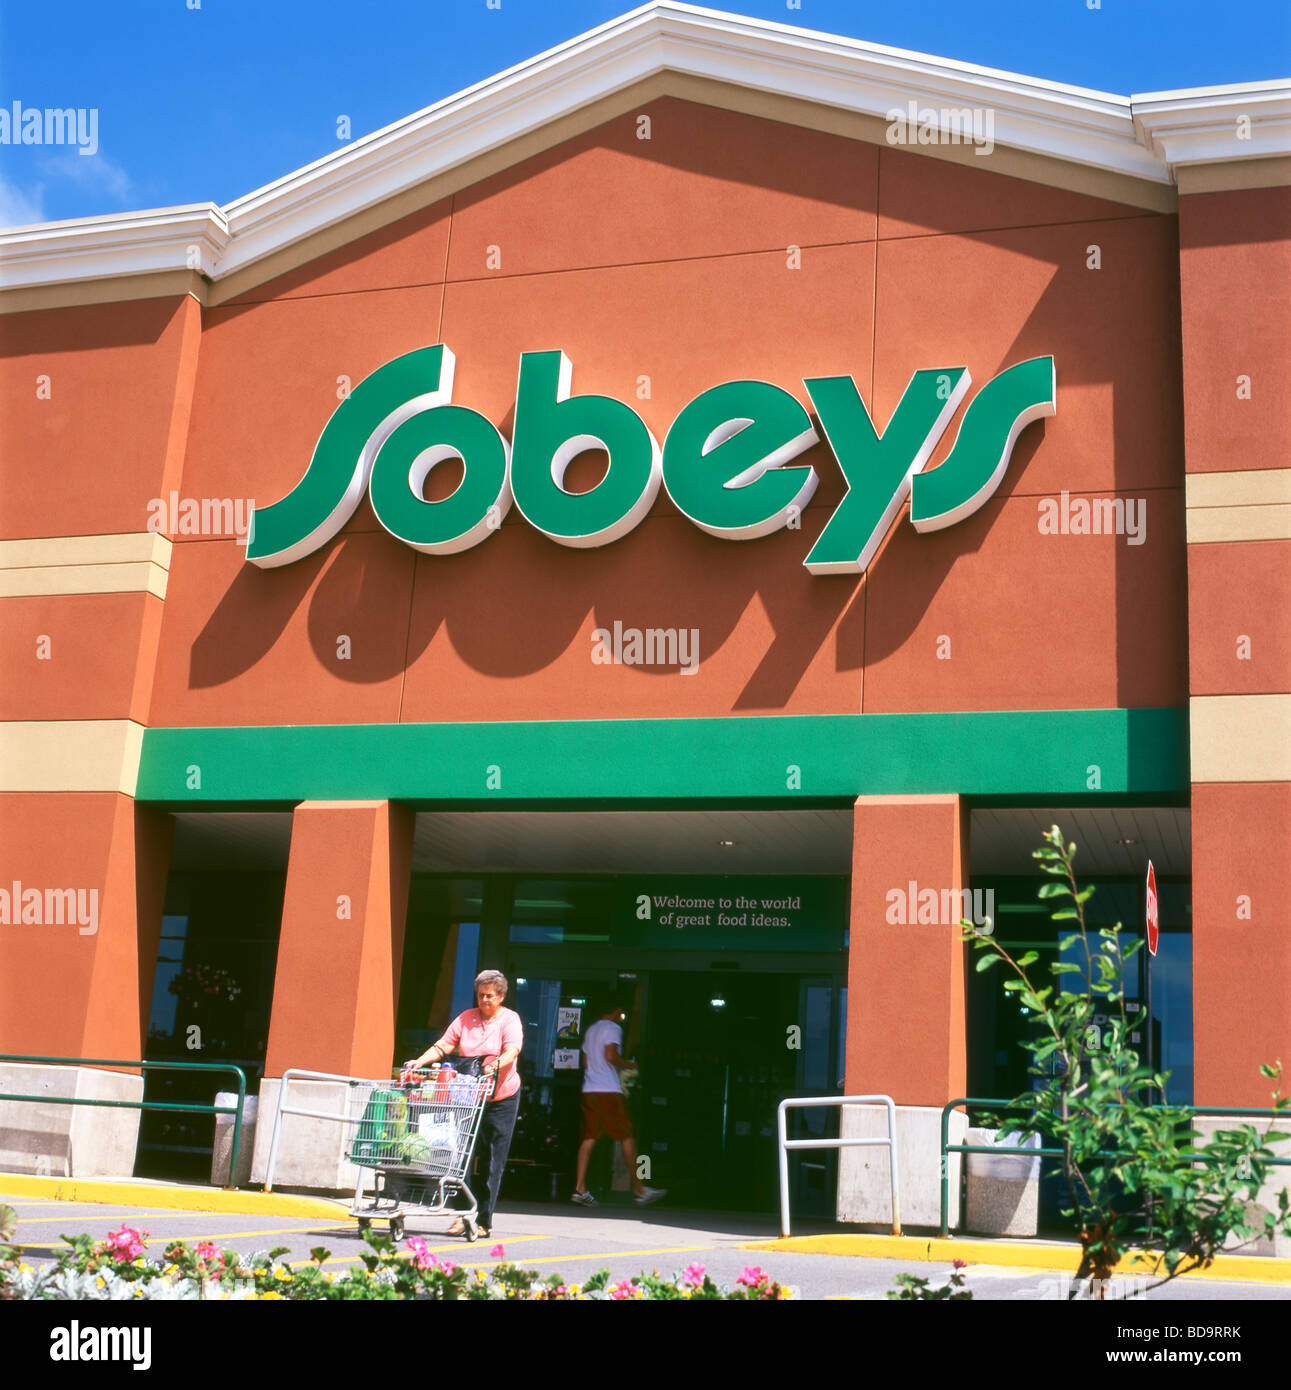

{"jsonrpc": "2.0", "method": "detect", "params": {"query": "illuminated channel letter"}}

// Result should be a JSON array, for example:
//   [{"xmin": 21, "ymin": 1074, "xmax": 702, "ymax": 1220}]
[
  {"xmin": 247, "ymin": 345, "xmax": 457, "ymax": 568},
  {"xmin": 368, "ymin": 404, "xmax": 512, "ymax": 555},
  {"xmin": 661, "ymin": 381, "xmax": 819, "ymax": 538},
  {"xmin": 802, "ymin": 368, "xmax": 970, "ymax": 574},
  {"xmin": 909, "ymin": 356, "xmax": 1056, "ymax": 531},
  {"xmin": 510, "ymin": 350, "xmax": 662, "ymax": 548}
]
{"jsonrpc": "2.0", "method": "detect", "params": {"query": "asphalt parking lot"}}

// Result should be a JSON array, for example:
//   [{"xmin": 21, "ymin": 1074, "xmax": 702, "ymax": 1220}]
[{"xmin": 4, "ymin": 1191, "xmax": 1289, "ymax": 1302}]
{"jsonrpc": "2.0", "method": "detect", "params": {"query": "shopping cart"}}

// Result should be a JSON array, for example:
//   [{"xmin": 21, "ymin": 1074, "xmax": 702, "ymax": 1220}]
[{"xmin": 347, "ymin": 1065, "xmax": 495, "ymax": 1241}]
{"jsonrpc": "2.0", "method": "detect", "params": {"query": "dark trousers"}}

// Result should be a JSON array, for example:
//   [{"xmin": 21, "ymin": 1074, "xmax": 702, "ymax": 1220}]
[{"xmin": 460, "ymin": 1088, "xmax": 520, "ymax": 1227}]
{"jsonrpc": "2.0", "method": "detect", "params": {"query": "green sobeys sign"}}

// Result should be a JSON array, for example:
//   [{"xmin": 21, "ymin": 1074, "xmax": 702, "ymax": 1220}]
[{"xmin": 246, "ymin": 345, "xmax": 1056, "ymax": 572}]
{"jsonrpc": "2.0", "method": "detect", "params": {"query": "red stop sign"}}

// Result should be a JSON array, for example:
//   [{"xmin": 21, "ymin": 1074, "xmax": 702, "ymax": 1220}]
[{"xmin": 1146, "ymin": 861, "xmax": 1159, "ymax": 957}]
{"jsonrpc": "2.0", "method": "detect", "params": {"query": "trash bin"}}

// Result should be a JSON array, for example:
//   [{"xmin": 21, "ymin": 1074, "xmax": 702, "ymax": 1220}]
[
  {"xmin": 211, "ymin": 1093, "xmax": 257, "ymax": 1187},
  {"xmin": 964, "ymin": 1127, "xmax": 1041, "ymax": 1236}
]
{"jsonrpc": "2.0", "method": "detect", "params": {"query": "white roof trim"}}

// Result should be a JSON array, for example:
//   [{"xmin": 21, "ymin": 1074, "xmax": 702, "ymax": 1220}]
[
  {"xmin": 1132, "ymin": 81, "xmax": 1291, "ymax": 171},
  {"xmin": 0, "ymin": 204, "xmax": 228, "ymax": 290},
  {"xmin": 2, "ymin": 2, "xmax": 1288, "ymax": 293}
]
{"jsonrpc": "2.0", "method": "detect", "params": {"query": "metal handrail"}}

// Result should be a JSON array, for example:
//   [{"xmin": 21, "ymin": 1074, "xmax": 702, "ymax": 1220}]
[
  {"xmin": 777, "ymin": 1094, "xmax": 901, "ymax": 1239},
  {"xmin": 263, "ymin": 1067, "xmax": 369, "ymax": 1192},
  {"xmin": 0, "ymin": 1053, "xmax": 248, "ymax": 1190},
  {"xmin": 939, "ymin": 1096, "xmax": 1291, "ymax": 1237}
]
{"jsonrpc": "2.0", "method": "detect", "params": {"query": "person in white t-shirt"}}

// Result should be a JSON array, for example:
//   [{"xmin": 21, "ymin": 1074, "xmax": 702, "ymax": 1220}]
[{"xmin": 570, "ymin": 1001, "xmax": 665, "ymax": 1208}]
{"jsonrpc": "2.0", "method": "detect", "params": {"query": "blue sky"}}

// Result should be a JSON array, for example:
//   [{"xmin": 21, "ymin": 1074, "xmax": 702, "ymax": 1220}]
[{"xmin": 1, "ymin": 0, "xmax": 1287, "ymax": 226}]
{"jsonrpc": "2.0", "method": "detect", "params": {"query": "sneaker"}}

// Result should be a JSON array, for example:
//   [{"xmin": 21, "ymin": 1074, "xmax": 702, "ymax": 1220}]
[
  {"xmin": 570, "ymin": 1190, "xmax": 598, "ymax": 1207},
  {"xmin": 633, "ymin": 1186, "xmax": 666, "ymax": 1206}
]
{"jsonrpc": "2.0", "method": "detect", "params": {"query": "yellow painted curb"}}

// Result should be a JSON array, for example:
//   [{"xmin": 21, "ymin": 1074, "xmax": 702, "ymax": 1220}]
[
  {"xmin": 0, "ymin": 1173, "xmax": 350, "ymax": 1221},
  {"xmin": 738, "ymin": 1234, "xmax": 1291, "ymax": 1285}
]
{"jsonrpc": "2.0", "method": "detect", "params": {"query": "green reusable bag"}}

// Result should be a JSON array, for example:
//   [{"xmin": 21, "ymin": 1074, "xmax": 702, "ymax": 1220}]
[{"xmin": 350, "ymin": 1088, "xmax": 410, "ymax": 1162}]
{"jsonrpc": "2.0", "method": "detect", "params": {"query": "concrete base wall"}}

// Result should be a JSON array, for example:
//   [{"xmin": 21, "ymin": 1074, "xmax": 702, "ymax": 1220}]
[
  {"xmin": 964, "ymin": 1128, "xmax": 1041, "ymax": 1236},
  {"xmin": 0, "ymin": 1064, "xmax": 143, "ymax": 1178},
  {"xmin": 836, "ymin": 1104, "xmax": 966, "ymax": 1230},
  {"xmin": 212, "ymin": 1120, "xmax": 257, "ymax": 1187},
  {"xmin": 251, "ymin": 1078, "xmax": 363, "ymax": 1194},
  {"xmin": 1194, "ymin": 1114, "xmax": 1291, "ymax": 1258}
]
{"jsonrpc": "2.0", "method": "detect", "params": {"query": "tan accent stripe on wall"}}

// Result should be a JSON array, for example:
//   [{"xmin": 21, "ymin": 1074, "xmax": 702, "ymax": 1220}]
[
  {"xmin": 0, "ymin": 533, "xmax": 172, "ymax": 599},
  {"xmin": 1178, "ymin": 157, "xmax": 1291, "ymax": 194},
  {"xmin": 0, "ymin": 720, "xmax": 145, "ymax": 795},
  {"xmin": 1191, "ymin": 694, "xmax": 1291, "ymax": 783},
  {"xmin": 1185, "ymin": 469, "xmax": 1291, "ymax": 544},
  {"xmin": 0, "ymin": 270, "xmax": 205, "ymax": 316}
]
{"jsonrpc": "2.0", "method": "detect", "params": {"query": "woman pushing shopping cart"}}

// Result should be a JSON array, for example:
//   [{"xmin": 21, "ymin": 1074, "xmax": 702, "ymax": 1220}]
[{"xmin": 401, "ymin": 969, "xmax": 524, "ymax": 1239}]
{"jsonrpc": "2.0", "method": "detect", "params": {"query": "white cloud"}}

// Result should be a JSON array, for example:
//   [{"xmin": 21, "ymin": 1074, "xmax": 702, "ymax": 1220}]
[
  {"xmin": 38, "ymin": 149, "xmax": 133, "ymax": 202},
  {"xmin": 0, "ymin": 173, "xmax": 47, "ymax": 228}
]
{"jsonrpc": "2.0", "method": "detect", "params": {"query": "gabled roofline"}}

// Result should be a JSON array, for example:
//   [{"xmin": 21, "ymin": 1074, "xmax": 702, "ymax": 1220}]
[{"xmin": 2, "ymin": 2, "xmax": 1287, "ymax": 295}]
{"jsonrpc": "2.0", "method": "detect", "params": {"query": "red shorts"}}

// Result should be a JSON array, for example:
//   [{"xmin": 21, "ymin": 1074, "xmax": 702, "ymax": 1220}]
[{"xmin": 580, "ymin": 1091, "xmax": 634, "ymax": 1142}]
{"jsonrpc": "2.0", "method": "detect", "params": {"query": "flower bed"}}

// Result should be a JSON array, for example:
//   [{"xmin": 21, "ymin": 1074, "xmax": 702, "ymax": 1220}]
[{"xmin": 0, "ymin": 1223, "xmax": 792, "ymax": 1301}]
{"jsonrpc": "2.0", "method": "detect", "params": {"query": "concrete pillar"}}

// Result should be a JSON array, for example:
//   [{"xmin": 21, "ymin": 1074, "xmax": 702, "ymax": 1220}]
[
  {"xmin": 837, "ymin": 794, "xmax": 970, "ymax": 1228},
  {"xmin": 264, "ymin": 800, "xmax": 414, "ymax": 1080}
]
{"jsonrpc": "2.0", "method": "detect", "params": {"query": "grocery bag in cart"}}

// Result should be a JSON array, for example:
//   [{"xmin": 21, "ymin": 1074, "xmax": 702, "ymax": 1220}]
[
  {"xmin": 417, "ymin": 1110, "xmax": 460, "ymax": 1167},
  {"xmin": 350, "ymin": 1087, "xmax": 410, "ymax": 1163}
]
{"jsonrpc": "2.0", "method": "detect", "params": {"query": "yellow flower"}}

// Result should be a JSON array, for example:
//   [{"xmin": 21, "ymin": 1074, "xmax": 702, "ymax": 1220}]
[
  {"xmin": 259, "ymin": 1291, "xmax": 284, "ymax": 1300},
  {"xmin": 274, "ymin": 1267, "xmax": 292, "ymax": 1281}
]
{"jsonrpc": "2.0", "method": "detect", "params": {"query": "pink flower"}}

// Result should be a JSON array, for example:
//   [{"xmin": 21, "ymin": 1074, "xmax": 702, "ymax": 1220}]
[
  {"xmin": 405, "ymin": 1236, "xmax": 440, "ymax": 1272},
  {"xmin": 682, "ymin": 1262, "xmax": 706, "ymax": 1288},
  {"xmin": 952, "ymin": 1258, "xmax": 967, "ymax": 1270},
  {"xmin": 489, "ymin": 1244, "xmax": 505, "ymax": 1259},
  {"xmin": 736, "ymin": 1266, "xmax": 770, "ymax": 1288},
  {"xmin": 196, "ymin": 1241, "xmax": 224, "ymax": 1270},
  {"xmin": 438, "ymin": 1259, "xmax": 458, "ymax": 1275},
  {"xmin": 105, "ymin": 1226, "xmax": 148, "ymax": 1262},
  {"xmin": 609, "ymin": 1279, "xmax": 639, "ymax": 1300}
]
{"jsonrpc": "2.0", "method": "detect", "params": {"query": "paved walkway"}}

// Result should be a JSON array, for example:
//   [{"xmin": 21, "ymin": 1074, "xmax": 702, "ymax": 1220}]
[{"xmin": 3, "ymin": 1178, "xmax": 1288, "ymax": 1301}]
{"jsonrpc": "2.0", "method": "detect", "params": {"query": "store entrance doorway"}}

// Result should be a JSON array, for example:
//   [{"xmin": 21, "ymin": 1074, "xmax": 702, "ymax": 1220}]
[
  {"xmin": 636, "ymin": 971, "xmax": 799, "ymax": 1211},
  {"xmin": 509, "ymin": 966, "xmax": 845, "ymax": 1215}
]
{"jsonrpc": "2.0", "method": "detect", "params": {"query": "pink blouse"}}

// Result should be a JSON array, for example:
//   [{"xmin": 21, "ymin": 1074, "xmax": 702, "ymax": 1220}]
[{"xmin": 438, "ymin": 1007, "xmax": 523, "ymax": 1100}]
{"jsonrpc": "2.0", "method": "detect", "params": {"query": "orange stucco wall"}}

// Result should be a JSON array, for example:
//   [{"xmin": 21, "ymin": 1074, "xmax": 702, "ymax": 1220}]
[
  {"xmin": 8, "ymin": 95, "xmax": 1272, "ymax": 1112},
  {"xmin": 1191, "ymin": 783, "xmax": 1291, "ymax": 1109},
  {"xmin": 1, "ymin": 295, "xmax": 201, "ymax": 538},
  {"xmin": 1187, "ymin": 540, "xmax": 1291, "ymax": 697},
  {"xmin": 1180, "ymin": 185, "xmax": 1291, "ymax": 1103},
  {"xmin": 1178, "ymin": 186, "xmax": 1291, "ymax": 476},
  {"xmin": 0, "ymin": 794, "xmax": 171, "ymax": 1059},
  {"xmin": 137, "ymin": 99, "xmax": 1187, "ymax": 727}
]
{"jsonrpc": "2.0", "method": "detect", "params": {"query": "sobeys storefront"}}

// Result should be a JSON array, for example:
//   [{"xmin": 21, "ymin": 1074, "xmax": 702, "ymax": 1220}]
[{"xmin": 2, "ymin": 6, "xmax": 1286, "ymax": 1229}]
